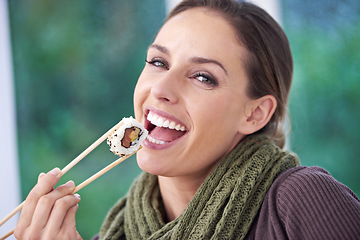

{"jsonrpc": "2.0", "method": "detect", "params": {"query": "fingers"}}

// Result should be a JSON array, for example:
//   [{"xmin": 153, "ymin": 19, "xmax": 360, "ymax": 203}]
[
  {"xmin": 15, "ymin": 168, "xmax": 83, "ymax": 240},
  {"xmin": 59, "ymin": 204, "xmax": 83, "ymax": 240},
  {"xmin": 48, "ymin": 194, "xmax": 81, "ymax": 234},
  {"xmin": 30, "ymin": 180, "xmax": 76, "ymax": 232},
  {"xmin": 16, "ymin": 168, "xmax": 62, "ymax": 232},
  {"xmin": 15, "ymin": 192, "xmax": 81, "ymax": 240}
]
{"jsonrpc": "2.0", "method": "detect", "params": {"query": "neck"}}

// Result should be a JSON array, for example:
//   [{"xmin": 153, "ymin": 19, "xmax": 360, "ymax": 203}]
[{"xmin": 158, "ymin": 174, "xmax": 207, "ymax": 222}]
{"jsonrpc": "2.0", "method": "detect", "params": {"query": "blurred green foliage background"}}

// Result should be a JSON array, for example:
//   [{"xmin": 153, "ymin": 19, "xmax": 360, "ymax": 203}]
[
  {"xmin": 9, "ymin": 1, "xmax": 166, "ymax": 238},
  {"xmin": 283, "ymin": 0, "xmax": 360, "ymax": 199},
  {"xmin": 7, "ymin": 0, "xmax": 359, "ymax": 239}
]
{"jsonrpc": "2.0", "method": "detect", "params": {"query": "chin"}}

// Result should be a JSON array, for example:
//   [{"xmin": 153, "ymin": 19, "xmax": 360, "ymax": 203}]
[{"xmin": 136, "ymin": 151, "xmax": 167, "ymax": 176}]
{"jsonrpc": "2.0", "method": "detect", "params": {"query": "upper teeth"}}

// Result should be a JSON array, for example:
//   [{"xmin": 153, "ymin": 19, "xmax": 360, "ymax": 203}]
[{"xmin": 147, "ymin": 111, "xmax": 186, "ymax": 131}]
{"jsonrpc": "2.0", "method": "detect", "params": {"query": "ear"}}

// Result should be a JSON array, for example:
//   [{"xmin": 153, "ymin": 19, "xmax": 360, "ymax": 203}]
[{"xmin": 238, "ymin": 95, "xmax": 277, "ymax": 135}]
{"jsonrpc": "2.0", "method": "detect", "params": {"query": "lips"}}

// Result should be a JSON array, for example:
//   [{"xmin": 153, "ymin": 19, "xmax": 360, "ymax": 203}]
[{"xmin": 145, "ymin": 110, "xmax": 187, "ymax": 146}]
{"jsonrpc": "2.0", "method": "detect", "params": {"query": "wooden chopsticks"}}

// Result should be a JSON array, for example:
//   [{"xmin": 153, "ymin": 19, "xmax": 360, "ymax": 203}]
[{"xmin": 0, "ymin": 120, "xmax": 141, "ymax": 239}]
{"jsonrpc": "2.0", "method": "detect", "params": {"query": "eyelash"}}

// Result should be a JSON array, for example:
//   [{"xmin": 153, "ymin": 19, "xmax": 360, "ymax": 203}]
[
  {"xmin": 145, "ymin": 58, "xmax": 219, "ymax": 87},
  {"xmin": 145, "ymin": 58, "xmax": 169, "ymax": 70},
  {"xmin": 191, "ymin": 72, "xmax": 218, "ymax": 86}
]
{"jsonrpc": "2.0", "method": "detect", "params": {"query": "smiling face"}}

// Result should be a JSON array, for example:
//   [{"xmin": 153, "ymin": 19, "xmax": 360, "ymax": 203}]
[{"xmin": 134, "ymin": 8, "xmax": 254, "ymax": 178}]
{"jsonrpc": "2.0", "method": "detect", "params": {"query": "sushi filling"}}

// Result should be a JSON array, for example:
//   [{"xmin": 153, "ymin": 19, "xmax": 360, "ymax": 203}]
[{"xmin": 121, "ymin": 127, "xmax": 142, "ymax": 148}]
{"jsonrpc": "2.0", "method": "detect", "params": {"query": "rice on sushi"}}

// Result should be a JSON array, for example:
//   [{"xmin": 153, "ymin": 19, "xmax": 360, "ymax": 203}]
[{"xmin": 107, "ymin": 117, "xmax": 148, "ymax": 156}]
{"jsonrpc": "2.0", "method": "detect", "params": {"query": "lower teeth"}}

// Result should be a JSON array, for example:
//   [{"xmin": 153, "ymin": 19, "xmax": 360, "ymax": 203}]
[{"xmin": 147, "ymin": 135, "xmax": 168, "ymax": 145}]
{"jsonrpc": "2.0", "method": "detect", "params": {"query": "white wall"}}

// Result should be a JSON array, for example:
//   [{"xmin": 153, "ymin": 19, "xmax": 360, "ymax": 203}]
[
  {"xmin": 250, "ymin": 0, "xmax": 281, "ymax": 24},
  {"xmin": 165, "ymin": 0, "xmax": 182, "ymax": 14},
  {"xmin": 0, "ymin": 1, "xmax": 20, "ymax": 239}
]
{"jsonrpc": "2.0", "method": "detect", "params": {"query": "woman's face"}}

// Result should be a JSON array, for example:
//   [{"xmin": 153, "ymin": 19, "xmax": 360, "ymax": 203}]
[{"xmin": 134, "ymin": 8, "xmax": 253, "ymax": 178}]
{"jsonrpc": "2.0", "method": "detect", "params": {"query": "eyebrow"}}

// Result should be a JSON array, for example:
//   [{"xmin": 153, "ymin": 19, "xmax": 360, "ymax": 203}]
[
  {"xmin": 147, "ymin": 44, "xmax": 228, "ymax": 75},
  {"xmin": 148, "ymin": 44, "xmax": 169, "ymax": 55},
  {"xmin": 190, "ymin": 57, "xmax": 228, "ymax": 75}
]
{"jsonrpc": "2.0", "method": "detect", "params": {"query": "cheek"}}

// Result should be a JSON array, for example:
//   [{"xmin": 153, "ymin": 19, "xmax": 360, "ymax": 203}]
[
  {"xmin": 133, "ymin": 85, "xmax": 141, "ymax": 118},
  {"xmin": 133, "ymin": 74, "xmax": 148, "ymax": 117},
  {"xmin": 190, "ymin": 93, "xmax": 246, "ymax": 141},
  {"xmin": 191, "ymin": 93, "xmax": 241, "ymax": 123}
]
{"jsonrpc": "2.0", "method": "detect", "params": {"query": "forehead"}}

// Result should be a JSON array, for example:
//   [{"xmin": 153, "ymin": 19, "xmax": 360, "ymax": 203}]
[{"xmin": 154, "ymin": 8, "xmax": 244, "ymax": 58}]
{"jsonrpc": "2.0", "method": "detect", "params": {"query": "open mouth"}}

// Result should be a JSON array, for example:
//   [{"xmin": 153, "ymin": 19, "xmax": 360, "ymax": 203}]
[{"xmin": 145, "ymin": 110, "xmax": 187, "ymax": 145}]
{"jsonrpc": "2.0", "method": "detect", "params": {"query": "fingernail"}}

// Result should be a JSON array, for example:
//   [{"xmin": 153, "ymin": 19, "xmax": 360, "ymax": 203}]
[
  {"xmin": 49, "ymin": 167, "xmax": 60, "ymax": 176},
  {"xmin": 63, "ymin": 180, "xmax": 75, "ymax": 187},
  {"xmin": 37, "ymin": 172, "xmax": 46, "ymax": 182},
  {"xmin": 74, "ymin": 193, "xmax": 81, "ymax": 200}
]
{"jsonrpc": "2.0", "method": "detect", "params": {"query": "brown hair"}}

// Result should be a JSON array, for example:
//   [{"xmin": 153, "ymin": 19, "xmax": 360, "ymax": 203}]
[{"xmin": 167, "ymin": 0, "xmax": 293, "ymax": 148}]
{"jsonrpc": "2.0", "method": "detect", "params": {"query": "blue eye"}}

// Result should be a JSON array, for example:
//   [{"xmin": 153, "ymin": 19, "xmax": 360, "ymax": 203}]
[
  {"xmin": 146, "ymin": 58, "xmax": 169, "ymax": 70},
  {"xmin": 193, "ymin": 72, "xmax": 218, "ymax": 87}
]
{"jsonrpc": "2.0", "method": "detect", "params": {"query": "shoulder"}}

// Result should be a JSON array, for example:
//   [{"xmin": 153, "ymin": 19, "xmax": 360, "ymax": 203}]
[
  {"xmin": 271, "ymin": 166, "xmax": 360, "ymax": 239},
  {"xmin": 247, "ymin": 166, "xmax": 360, "ymax": 240},
  {"xmin": 273, "ymin": 166, "xmax": 360, "ymax": 210}
]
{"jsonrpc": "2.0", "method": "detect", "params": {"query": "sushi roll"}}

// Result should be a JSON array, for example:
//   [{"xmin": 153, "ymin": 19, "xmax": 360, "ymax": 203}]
[{"xmin": 107, "ymin": 117, "xmax": 148, "ymax": 156}]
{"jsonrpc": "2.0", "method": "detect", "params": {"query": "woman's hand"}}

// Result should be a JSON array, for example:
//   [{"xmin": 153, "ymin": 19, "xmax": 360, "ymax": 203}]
[{"xmin": 14, "ymin": 168, "xmax": 82, "ymax": 240}]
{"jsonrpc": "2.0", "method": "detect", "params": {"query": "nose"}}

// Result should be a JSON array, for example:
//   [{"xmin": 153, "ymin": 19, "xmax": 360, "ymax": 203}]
[{"xmin": 150, "ymin": 71, "xmax": 179, "ymax": 104}]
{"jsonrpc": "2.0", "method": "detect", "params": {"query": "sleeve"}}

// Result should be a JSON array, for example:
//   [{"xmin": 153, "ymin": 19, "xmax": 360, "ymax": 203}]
[{"xmin": 276, "ymin": 166, "xmax": 360, "ymax": 240}]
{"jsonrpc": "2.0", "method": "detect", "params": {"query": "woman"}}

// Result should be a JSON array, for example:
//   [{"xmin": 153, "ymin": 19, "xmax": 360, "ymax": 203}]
[{"xmin": 14, "ymin": 0, "xmax": 360, "ymax": 239}]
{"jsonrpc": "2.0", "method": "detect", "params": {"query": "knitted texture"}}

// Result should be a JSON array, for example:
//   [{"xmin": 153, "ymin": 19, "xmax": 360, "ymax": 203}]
[{"xmin": 99, "ymin": 134, "xmax": 300, "ymax": 240}]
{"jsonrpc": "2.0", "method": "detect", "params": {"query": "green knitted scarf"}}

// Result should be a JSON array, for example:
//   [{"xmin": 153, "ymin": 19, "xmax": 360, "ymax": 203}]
[{"xmin": 99, "ymin": 134, "xmax": 300, "ymax": 240}]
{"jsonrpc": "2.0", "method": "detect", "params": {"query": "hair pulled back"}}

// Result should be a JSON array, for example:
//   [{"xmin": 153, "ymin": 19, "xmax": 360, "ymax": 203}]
[{"xmin": 167, "ymin": 0, "xmax": 293, "ymax": 148}]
